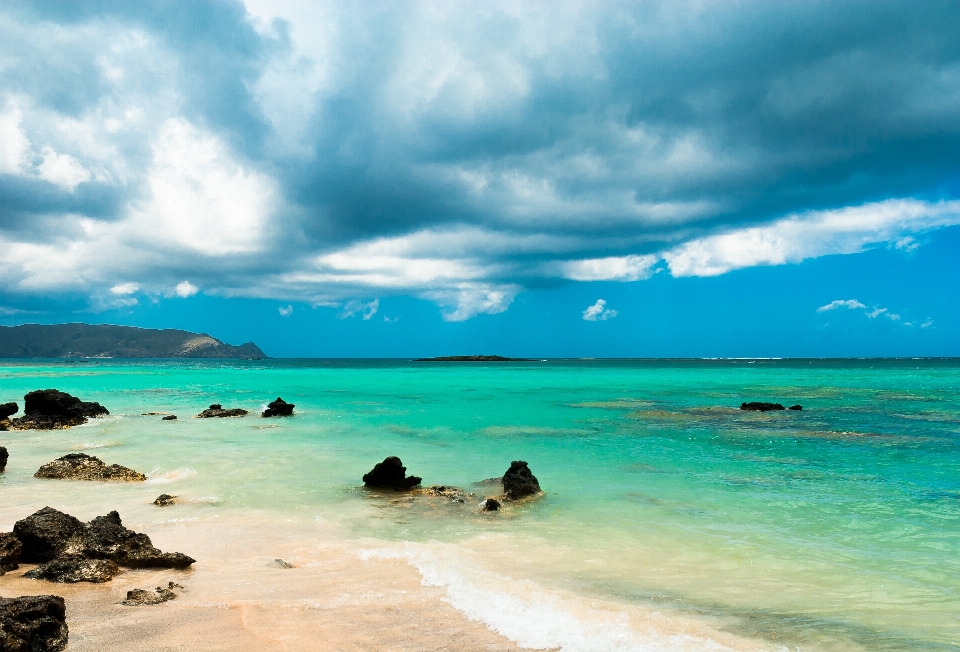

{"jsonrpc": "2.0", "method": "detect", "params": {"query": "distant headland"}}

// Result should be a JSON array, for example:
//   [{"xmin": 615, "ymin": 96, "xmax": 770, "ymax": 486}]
[
  {"xmin": 0, "ymin": 323, "xmax": 266, "ymax": 359},
  {"xmin": 415, "ymin": 355, "xmax": 531, "ymax": 362}
]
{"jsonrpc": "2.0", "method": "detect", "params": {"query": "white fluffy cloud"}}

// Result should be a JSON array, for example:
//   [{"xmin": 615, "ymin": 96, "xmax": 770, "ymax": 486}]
[
  {"xmin": 36, "ymin": 147, "xmax": 91, "ymax": 190},
  {"xmin": 817, "ymin": 299, "xmax": 866, "ymax": 312},
  {"xmin": 582, "ymin": 299, "xmax": 617, "ymax": 321},
  {"xmin": 110, "ymin": 282, "xmax": 139, "ymax": 295},
  {"xmin": 817, "ymin": 299, "xmax": 912, "ymax": 325},
  {"xmin": 175, "ymin": 281, "xmax": 199, "ymax": 298},
  {"xmin": 338, "ymin": 298, "xmax": 379, "ymax": 320},
  {"xmin": 0, "ymin": 104, "xmax": 29, "ymax": 174},
  {"xmin": 278, "ymin": 304, "xmax": 293, "ymax": 317},
  {"xmin": 663, "ymin": 199, "xmax": 960, "ymax": 277}
]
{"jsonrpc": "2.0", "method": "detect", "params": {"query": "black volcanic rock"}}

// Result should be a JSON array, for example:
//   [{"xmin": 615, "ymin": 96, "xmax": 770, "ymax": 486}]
[
  {"xmin": 121, "ymin": 583, "xmax": 181, "ymax": 606},
  {"xmin": 34, "ymin": 453, "xmax": 145, "ymax": 482},
  {"xmin": 162, "ymin": 415, "xmax": 177, "ymax": 420},
  {"xmin": 482, "ymin": 498, "xmax": 501, "ymax": 512},
  {"xmin": 0, "ymin": 595, "xmax": 68, "ymax": 651},
  {"xmin": 0, "ymin": 402, "xmax": 17, "ymax": 419},
  {"xmin": 14, "ymin": 507, "xmax": 194, "ymax": 572},
  {"xmin": 0, "ymin": 446, "xmax": 7, "ymax": 472},
  {"xmin": 153, "ymin": 494, "xmax": 177, "ymax": 506},
  {"xmin": 9, "ymin": 389, "xmax": 108, "ymax": 429},
  {"xmin": 0, "ymin": 323, "xmax": 266, "ymax": 359},
  {"xmin": 501, "ymin": 461, "xmax": 541, "ymax": 500},
  {"xmin": 788, "ymin": 404, "xmax": 803, "ymax": 410},
  {"xmin": 81, "ymin": 511, "xmax": 195, "ymax": 569},
  {"xmin": 13, "ymin": 508, "xmax": 85, "ymax": 564},
  {"xmin": 739, "ymin": 402, "xmax": 785, "ymax": 412},
  {"xmin": 0, "ymin": 532, "xmax": 22, "ymax": 574},
  {"xmin": 362, "ymin": 456, "xmax": 422, "ymax": 490},
  {"xmin": 416, "ymin": 355, "xmax": 530, "ymax": 361},
  {"xmin": 197, "ymin": 404, "xmax": 248, "ymax": 418},
  {"xmin": 24, "ymin": 555, "xmax": 119, "ymax": 584},
  {"xmin": 262, "ymin": 397, "xmax": 295, "ymax": 417}
]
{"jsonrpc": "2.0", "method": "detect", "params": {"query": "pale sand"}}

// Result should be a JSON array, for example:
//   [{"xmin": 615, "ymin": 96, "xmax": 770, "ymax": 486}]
[{"xmin": 1, "ymin": 504, "xmax": 773, "ymax": 651}]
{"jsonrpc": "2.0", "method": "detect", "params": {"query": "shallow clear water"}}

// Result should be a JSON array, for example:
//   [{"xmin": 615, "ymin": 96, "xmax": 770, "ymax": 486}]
[{"xmin": 1, "ymin": 359, "xmax": 958, "ymax": 651}]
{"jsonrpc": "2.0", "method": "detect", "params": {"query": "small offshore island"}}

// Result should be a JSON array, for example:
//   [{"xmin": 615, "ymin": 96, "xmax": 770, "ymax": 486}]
[{"xmin": 415, "ymin": 355, "xmax": 531, "ymax": 362}]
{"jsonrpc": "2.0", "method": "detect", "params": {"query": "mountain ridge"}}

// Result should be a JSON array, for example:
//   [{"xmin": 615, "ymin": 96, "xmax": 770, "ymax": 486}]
[{"xmin": 0, "ymin": 323, "xmax": 267, "ymax": 359}]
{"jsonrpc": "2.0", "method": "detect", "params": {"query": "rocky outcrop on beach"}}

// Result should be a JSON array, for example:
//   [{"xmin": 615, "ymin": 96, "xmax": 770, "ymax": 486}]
[
  {"xmin": 34, "ymin": 453, "xmax": 145, "ymax": 482},
  {"xmin": 12, "ymin": 507, "xmax": 195, "ymax": 583},
  {"xmin": 740, "ymin": 402, "xmax": 785, "ymax": 411},
  {"xmin": 24, "ymin": 555, "xmax": 120, "ymax": 583},
  {"xmin": 0, "ymin": 595, "xmax": 68, "ymax": 652},
  {"xmin": 121, "ymin": 582, "xmax": 182, "ymax": 606},
  {"xmin": 0, "ymin": 532, "xmax": 22, "ymax": 574},
  {"xmin": 8, "ymin": 389, "xmax": 108, "ymax": 430},
  {"xmin": 153, "ymin": 494, "xmax": 177, "ymax": 506},
  {"xmin": 0, "ymin": 446, "xmax": 8, "ymax": 472},
  {"xmin": 261, "ymin": 397, "xmax": 294, "ymax": 417},
  {"xmin": 196, "ymin": 404, "xmax": 248, "ymax": 418},
  {"xmin": 0, "ymin": 402, "xmax": 17, "ymax": 419},
  {"xmin": 363, "ymin": 456, "xmax": 422, "ymax": 490},
  {"xmin": 501, "ymin": 461, "xmax": 541, "ymax": 500}
]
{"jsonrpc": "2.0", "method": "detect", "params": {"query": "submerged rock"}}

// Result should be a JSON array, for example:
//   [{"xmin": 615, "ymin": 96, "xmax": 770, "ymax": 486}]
[
  {"xmin": 362, "ymin": 456, "xmax": 422, "ymax": 490},
  {"xmin": 13, "ymin": 508, "xmax": 85, "ymax": 564},
  {"xmin": 162, "ymin": 415, "xmax": 178, "ymax": 420},
  {"xmin": 788, "ymin": 404, "xmax": 803, "ymax": 411},
  {"xmin": 34, "ymin": 453, "xmax": 145, "ymax": 482},
  {"xmin": 0, "ymin": 402, "xmax": 17, "ymax": 419},
  {"xmin": 481, "ymin": 498, "xmax": 501, "ymax": 512},
  {"xmin": 121, "ymin": 582, "xmax": 182, "ymax": 606},
  {"xmin": 0, "ymin": 446, "xmax": 7, "ymax": 472},
  {"xmin": 501, "ymin": 461, "xmax": 541, "ymax": 500},
  {"xmin": 739, "ymin": 402, "xmax": 785, "ymax": 412},
  {"xmin": 262, "ymin": 397, "xmax": 295, "ymax": 417},
  {"xmin": 273, "ymin": 558, "xmax": 293, "ymax": 569},
  {"xmin": 13, "ymin": 507, "xmax": 195, "ymax": 578},
  {"xmin": 196, "ymin": 404, "xmax": 248, "ymax": 418},
  {"xmin": 153, "ymin": 494, "xmax": 177, "ymax": 506},
  {"xmin": 420, "ymin": 485, "xmax": 469, "ymax": 503},
  {"xmin": 9, "ymin": 389, "xmax": 108, "ymax": 430},
  {"xmin": 0, "ymin": 532, "xmax": 22, "ymax": 574},
  {"xmin": 0, "ymin": 595, "xmax": 68, "ymax": 652},
  {"xmin": 24, "ymin": 555, "xmax": 119, "ymax": 584}
]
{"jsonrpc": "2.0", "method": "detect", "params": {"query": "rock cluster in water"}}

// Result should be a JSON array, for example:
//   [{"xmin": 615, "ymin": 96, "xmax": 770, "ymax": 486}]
[
  {"xmin": 10, "ymin": 507, "xmax": 194, "ymax": 583},
  {"xmin": 196, "ymin": 403, "xmax": 248, "ymax": 418},
  {"xmin": 34, "ymin": 453, "xmax": 145, "ymax": 482},
  {"xmin": 739, "ymin": 402, "xmax": 802, "ymax": 411},
  {"xmin": 363, "ymin": 456, "xmax": 423, "ymax": 490},
  {"xmin": 262, "ymin": 397, "xmax": 295, "ymax": 417},
  {"xmin": 0, "ymin": 595, "xmax": 68, "ymax": 652},
  {"xmin": 0, "ymin": 446, "xmax": 7, "ymax": 472},
  {"xmin": 8, "ymin": 389, "xmax": 108, "ymax": 430}
]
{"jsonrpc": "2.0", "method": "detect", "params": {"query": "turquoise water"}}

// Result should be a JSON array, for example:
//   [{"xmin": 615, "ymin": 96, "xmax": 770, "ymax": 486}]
[{"xmin": 1, "ymin": 359, "xmax": 959, "ymax": 651}]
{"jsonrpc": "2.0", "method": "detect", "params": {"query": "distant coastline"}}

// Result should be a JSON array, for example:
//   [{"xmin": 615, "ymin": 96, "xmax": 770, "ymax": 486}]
[
  {"xmin": 0, "ymin": 323, "xmax": 266, "ymax": 359},
  {"xmin": 414, "ymin": 355, "xmax": 532, "ymax": 362}
]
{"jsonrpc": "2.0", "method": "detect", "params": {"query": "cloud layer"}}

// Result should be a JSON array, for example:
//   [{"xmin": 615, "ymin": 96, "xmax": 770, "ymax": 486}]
[{"xmin": 1, "ymin": 1, "xmax": 959, "ymax": 319}]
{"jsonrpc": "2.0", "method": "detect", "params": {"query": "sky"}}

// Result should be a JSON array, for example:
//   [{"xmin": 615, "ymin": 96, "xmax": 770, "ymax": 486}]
[{"xmin": 0, "ymin": 0, "xmax": 958, "ymax": 357}]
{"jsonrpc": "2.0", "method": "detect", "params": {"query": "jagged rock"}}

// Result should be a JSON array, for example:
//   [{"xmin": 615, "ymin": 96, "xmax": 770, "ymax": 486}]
[
  {"xmin": 261, "ymin": 397, "xmax": 295, "ymax": 417},
  {"xmin": 196, "ymin": 404, "xmax": 248, "ymax": 418},
  {"xmin": 121, "ymin": 582, "xmax": 181, "ymax": 606},
  {"xmin": 482, "ymin": 498, "xmax": 501, "ymax": 512},
  {"xmin": 739, "ymin": 402, "xmax": 785, "ymax": 412},
  {"xmin": 0, "ymin": 446, "xmax": 7, "ymax": 472},
  {"xmin": 24, "ymin": 555, "xmax": 119, "ymax": 583},
  {"xmin": 0, "ymin": 421, "xmax": 7, "ymax": 431},
  {"xmin": 153, "ymin": 494, "xmax": 177, "ymax": 506},
  {"xmin": 82, "ymin": 511, "xmax": 195, "ymax": 568},
  {"xmin": 501, "ymin": 461, "xmax": 541, "ymax": 500},
  {"xmin": 788, "ymin": 404, "xmax": 803, "ymax": 410},
  {"xmin": 13, "ymin": 507, "xmax": 85, "ymax": 563},
  {"xmin": 420, "ymin": 485, "xmax": 468, "ymax": 503},
  {"xmin": 162, "ymin": 415, "xmax": 178, "ymax": 420},
  {"xmin": 0, "ymin": 402, "xmax": 17, "ymax": 419},
  {"xmin": 0, "ymin": 532, "xmax": 22, "ymax": 574},
  {"xmin": 0, "ymin": 595, "xmax": 68, "ymax": 652},
  {"xmin": 34, "ymin": 453, "xmax": 145, "ymax": 482},
  {"xmin": 9, "ymin": 389, "xmax": 108, "ymax": 430},
  {"xmin": 362, "ymin": 456, "xmax": 422, "ymax": 490},
  {"xmin": 14, "ymin": 507, "xmax": 195, "ymax": 571}
]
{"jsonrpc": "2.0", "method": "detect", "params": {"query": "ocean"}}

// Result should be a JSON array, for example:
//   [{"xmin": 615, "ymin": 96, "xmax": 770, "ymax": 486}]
[{"xmin": 1, "ymin": 359, "xmax": 958, "ymax": 651}]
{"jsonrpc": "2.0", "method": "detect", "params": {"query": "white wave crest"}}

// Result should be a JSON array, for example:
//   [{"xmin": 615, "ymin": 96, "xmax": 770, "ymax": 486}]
[{"xmin": 145, "ymin": 467, "xmax": 197, "ymax": 485}]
